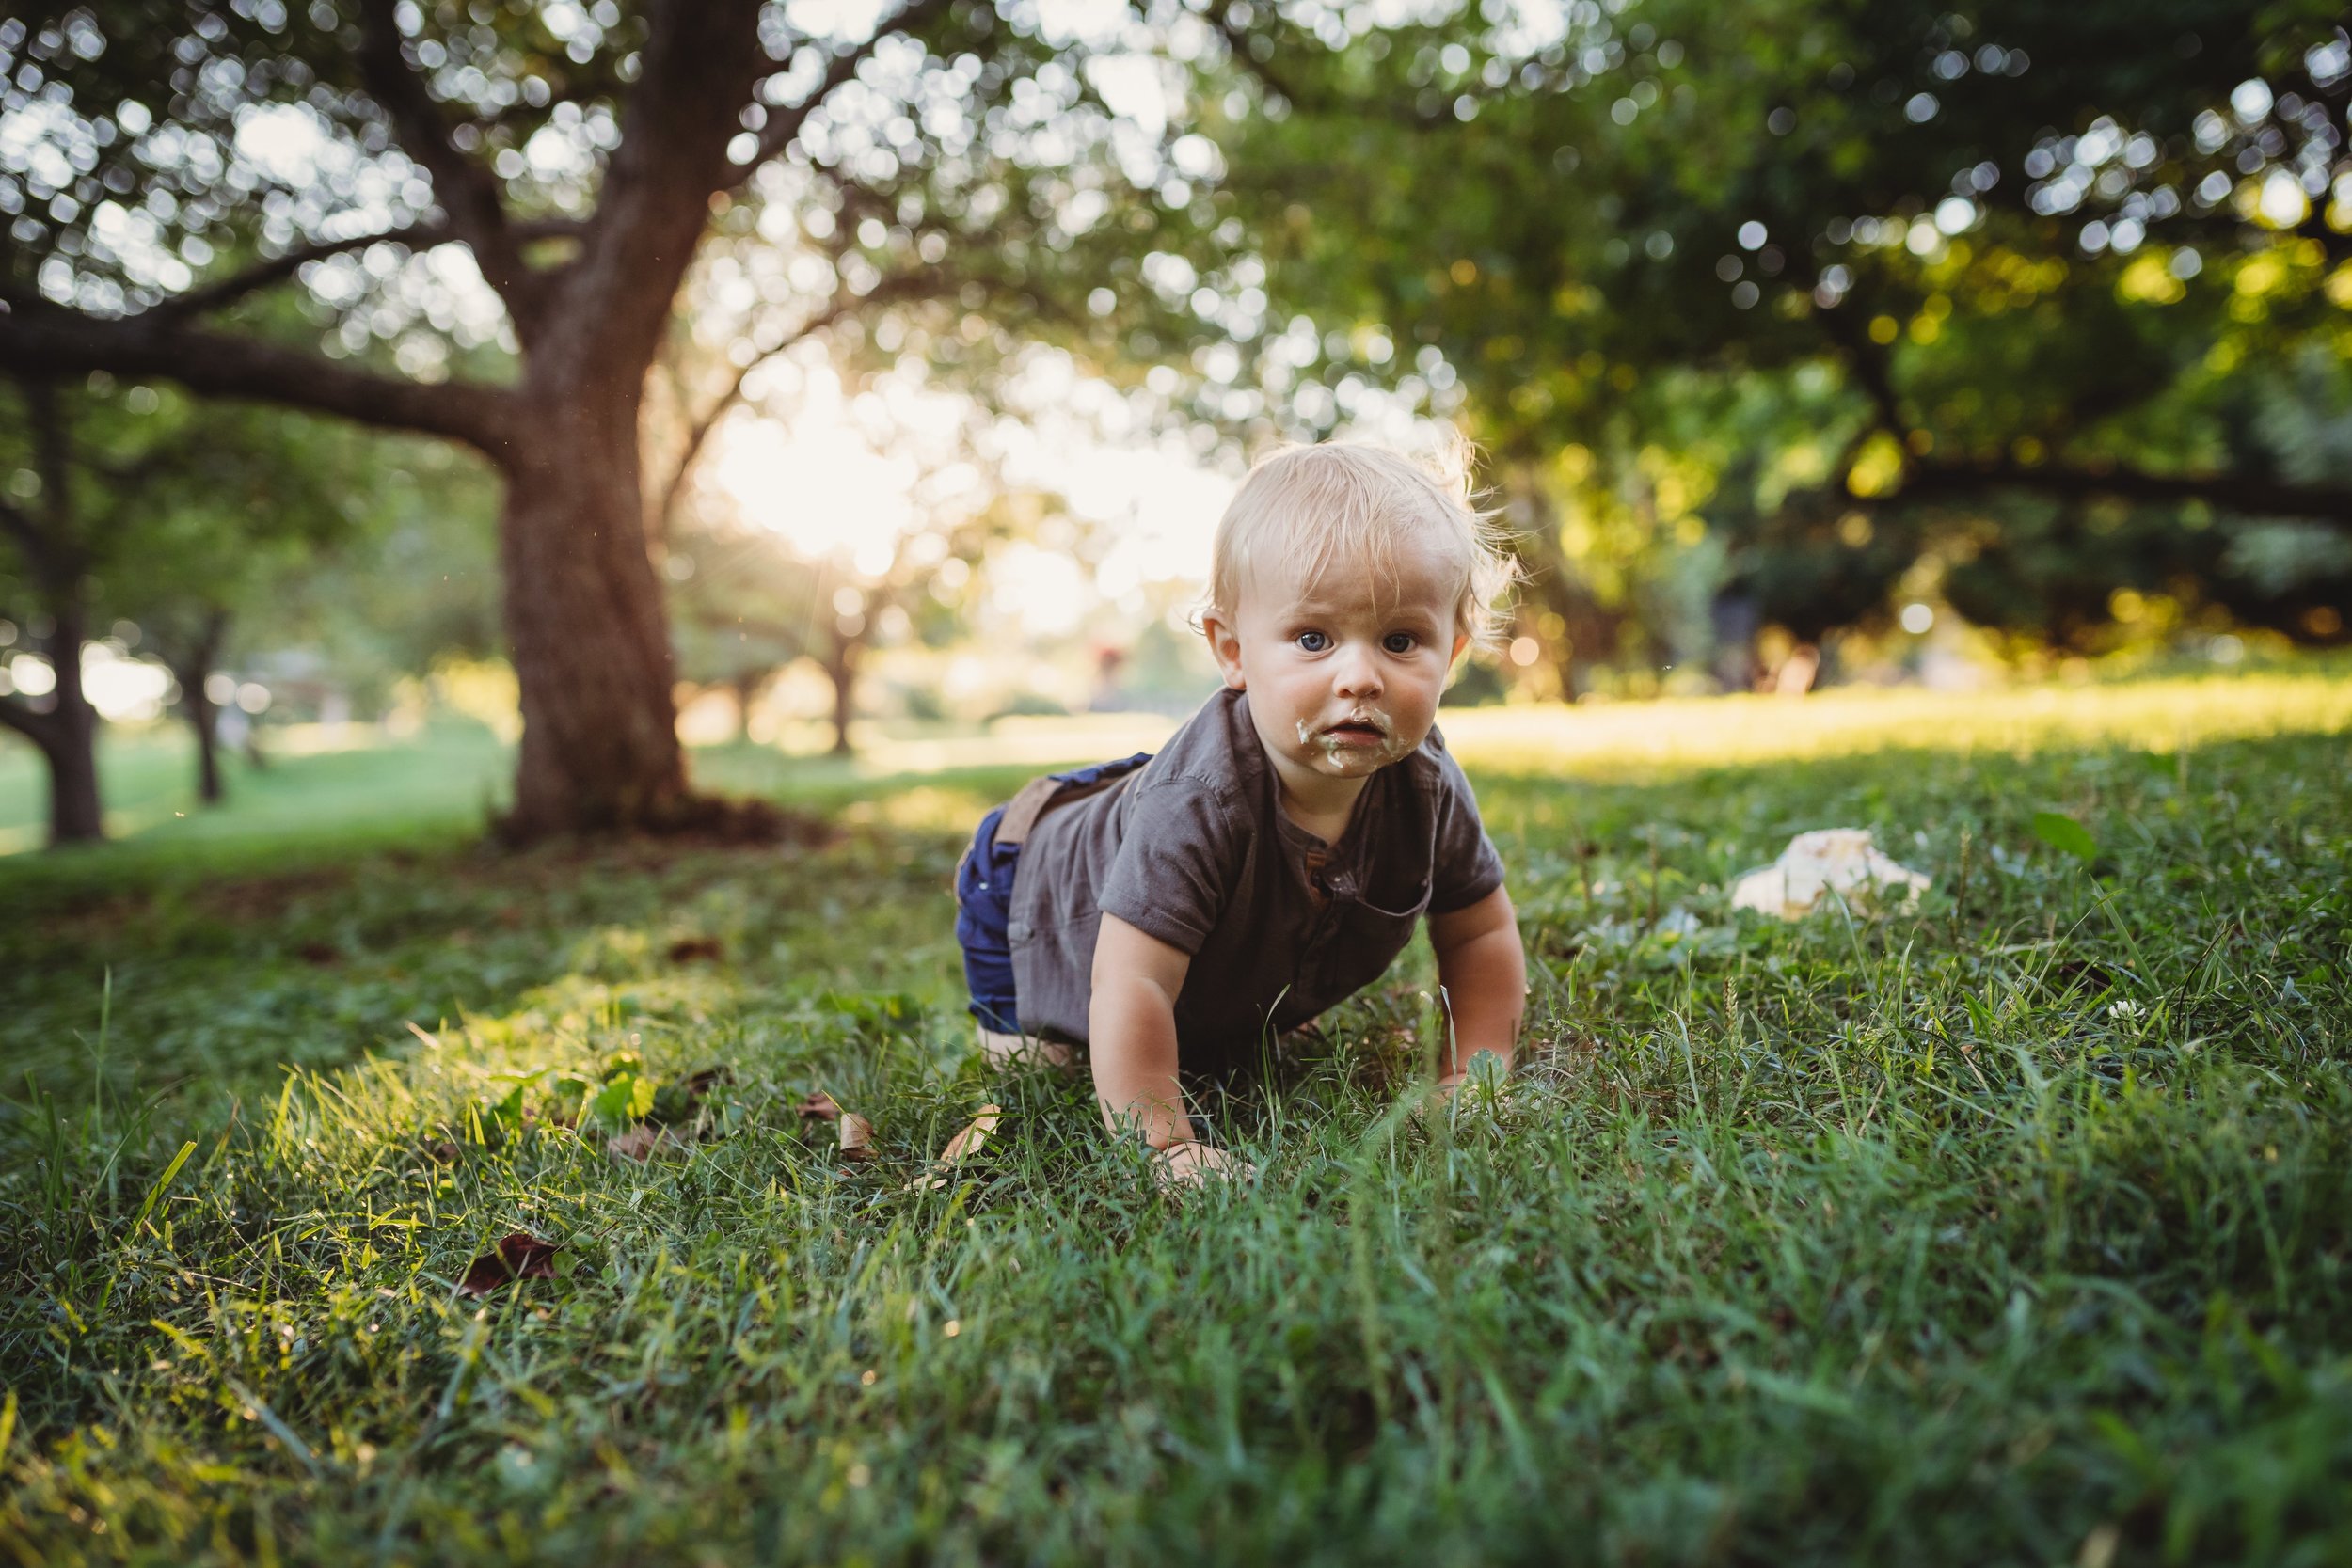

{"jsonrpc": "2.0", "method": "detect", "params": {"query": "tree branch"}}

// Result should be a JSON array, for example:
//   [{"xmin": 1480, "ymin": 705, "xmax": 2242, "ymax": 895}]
[
  {"xmin": 742, "ymin": 0, "xmax": 958, "ymax": 178},
  {"xmin": 154, "ymin": 217, "xmax": 587, "ymax": 322},
  {"xmin": 563, "ymin": 0, "xmax": 766, "ymax": 376},
  {"xmin": 1897, "ymin": 456, "xmax": 2352, "ymax": 528},
  {"xmin": 655, "ymin": 271, "xmax": 948, "ymax": 528},
  {"xmin": 1204, "ymin": 1, "xmax": 1440, "ymax": 132},
  {"xmin": 1813, "ymin": 300, "xmax": 1912, "ymax": 443},
  {"xmin": 0, "ymin": 304, "xmax": 519, "ymax": 457},
  {"xmin": 357, "ymin": 0, "xmax": 539, "ymax": 321}
]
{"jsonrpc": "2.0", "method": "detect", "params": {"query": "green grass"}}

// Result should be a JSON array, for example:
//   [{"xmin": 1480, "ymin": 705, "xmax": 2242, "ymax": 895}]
[
  {"xmin": 0, "ymin": 722, "xmax": 515, "ymax": 860},
  {"xmin": 3, "ymin": 680, "xmax": 2349, "ymax": 1565}
]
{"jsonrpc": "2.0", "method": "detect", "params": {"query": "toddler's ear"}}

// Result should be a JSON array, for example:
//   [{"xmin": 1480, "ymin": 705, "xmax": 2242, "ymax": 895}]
[{"xmin": 1203, "ymin": 609, "xmax": 1248, "ymax": 690}]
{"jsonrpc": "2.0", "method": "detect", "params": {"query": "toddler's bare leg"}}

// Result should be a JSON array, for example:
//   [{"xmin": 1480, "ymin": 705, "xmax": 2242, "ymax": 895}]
[{"xmin": 978, "ymin": 1026, "xmax": 1077, "ymax": 1072}]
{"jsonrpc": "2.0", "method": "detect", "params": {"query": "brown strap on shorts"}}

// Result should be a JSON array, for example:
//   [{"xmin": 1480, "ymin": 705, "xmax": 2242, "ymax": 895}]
[{"xmin": 993, "ymin": 769, "xmax": 1133, "ymax": 847}]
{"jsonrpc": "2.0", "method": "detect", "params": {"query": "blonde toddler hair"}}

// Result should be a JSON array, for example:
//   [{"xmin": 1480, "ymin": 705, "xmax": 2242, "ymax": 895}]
[{"xmin": 1209, "ymin": 440, "xmax": 1515, "ymax": 649}]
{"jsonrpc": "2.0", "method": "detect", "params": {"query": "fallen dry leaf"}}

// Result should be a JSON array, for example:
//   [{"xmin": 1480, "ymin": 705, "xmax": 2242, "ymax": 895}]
[
  {"xmin": 457, "ymin": 1232, "xmax": 562, "ymax": 1297},
  {"xmin": 939, "ymin": 1103, "xmax": 1002, "ymax": 1163},
  {"xmin": 646, "ymin": 1066, "xmax": 736, "ymax": 1132},
  {"xmin": 423, "ymin": 1139, "xmax": 462, "ymax": 1165},
  {"xmin": 838, "ymin": 1112, "xmax": 876, "ymax": 1163},
  {"xmin": 605, "ymin": 1125, "xmax": 686, "ymax": 1163},
  {"xmin": 903, "ymin": 1104, "xmax": 1004, "ymax": 1192},
  {"xmin": 797, "ymin": 1090, "xmax": 844, "ymax": 1124},
  {"xmin": 666, "ymin": 935, "xmax": 724, "ymax": 963},
  {"xmin": 678, "ymin": 1065, "xmax": 732, "ymax": 1097}
]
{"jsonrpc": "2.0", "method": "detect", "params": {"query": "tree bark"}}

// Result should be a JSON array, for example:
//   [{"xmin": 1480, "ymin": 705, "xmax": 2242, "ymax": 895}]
[
  {"xmin": 0, "ymin": 380, "xmax": 103, "ymax": 846},
  {"xmin": 497, "ymin": 382, "xmax": 690, "ymax": 836},
  {"xmin": 44, "ymin": 600, "xmax": 103, "ymax": 843},
  {"xmin": 193, "ymin": 687, "xmax": 223, "ymax": 802},
  {"xmin": 0, "ymin": 600, "xmax": 107, "ymax": 847},
  {"xmin": 157, "ymin": 606, "xmax": 231, "ymax": 804}
]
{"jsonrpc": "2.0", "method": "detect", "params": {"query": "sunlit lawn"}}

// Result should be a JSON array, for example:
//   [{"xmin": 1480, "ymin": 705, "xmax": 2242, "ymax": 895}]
[
  {"xmin": 0, "ymin": 722, "xmax": 516, "ymax": 861},
  {"xmin": 3, "ymin": 671, "xmax": 2348, "ymax": 1564}
]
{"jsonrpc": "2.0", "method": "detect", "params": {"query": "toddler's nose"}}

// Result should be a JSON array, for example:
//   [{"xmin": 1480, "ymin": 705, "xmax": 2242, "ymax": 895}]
[{"xmin": 1332, "ymin": 644, "xmax": 1384, "ymax": 699}]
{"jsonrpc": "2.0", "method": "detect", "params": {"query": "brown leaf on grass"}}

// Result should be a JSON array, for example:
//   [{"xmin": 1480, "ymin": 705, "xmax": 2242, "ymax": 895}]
[
  {"xmin": 457, "ymin": 1232, "xmax": 562, "ymax": 1297},
  {"xmin": 838, "ymin": 1112, "xmax": 876, "ymax": 1163},
  {"xmin": 902, "ymin": 1104, "xmax": 1004, "ymax": 1192},
  {"xmin": 941, "ymin": 1103, "xmax": 1003, "ymax": 1163},
  {"xmin": 605, "ymin": 1125, "xmax": 687, "ymax": 1163},
  {"xmin": 666, "ymin": 936, "xmax": 724, "ymax": 963},
  {"xmin": 796, "ymin": 1091, "xmax": 844, "ymax": 1124},
  {"xmin": 424, "ymin": 1139, "xmax": 463, "ymax": 1165}
]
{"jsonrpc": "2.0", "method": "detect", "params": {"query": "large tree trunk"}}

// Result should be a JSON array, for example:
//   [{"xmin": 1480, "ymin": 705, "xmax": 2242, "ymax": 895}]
[
  {"xmin": 497, "ymin": 382, "xmax": 689, "ymax": 837},
  {"xmin": 38, "ymin": 602, "xmax": 104, "ymax": 846}
]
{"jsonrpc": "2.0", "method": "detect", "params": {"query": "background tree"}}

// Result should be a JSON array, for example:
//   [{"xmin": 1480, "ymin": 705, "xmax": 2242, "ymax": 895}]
[
  {"xmin": 0, "ymin": 376, "xmax": 106, "ymax": 843},
  {"xmin": 0, "ymin": 373, "xmax": 383, "ymax": 836},
  {"xmin": 0, "ymin": 0, "xmax": 1193, "ymax": 836},
  {"xmin": 1191, "ymin": 0, "xmax": 2352, "ymax": 686},
  {"xmin": 111, "ymin": 397, "xmax": 361, "ymax": 801}
]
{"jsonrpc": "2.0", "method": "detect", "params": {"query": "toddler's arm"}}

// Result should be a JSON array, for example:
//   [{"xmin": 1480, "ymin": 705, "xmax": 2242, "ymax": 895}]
[
  {"xmin": 1090, "ymin": 914, "xmax": 1244, "ymax": 1182},
  {"xmin": 1426, "ymin": 886, "xmax": 1525, "ymax": 1085}
]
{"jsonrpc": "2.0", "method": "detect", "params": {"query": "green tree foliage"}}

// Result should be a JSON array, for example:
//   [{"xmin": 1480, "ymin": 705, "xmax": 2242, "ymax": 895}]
[
  {"xmin": 1195, "ymin": 0, "xmax": 2352, "ymax": 684},
  {"xmin": 0, "ymin": 371, "xmax": 458, "ymax": 835},
  {"xmin": 214, "ymin": 434, "xmax": 502, "ymax": 720},
  {"xmin": 104, "ymin": 391, "xmax": 370, "ymax": 800}
]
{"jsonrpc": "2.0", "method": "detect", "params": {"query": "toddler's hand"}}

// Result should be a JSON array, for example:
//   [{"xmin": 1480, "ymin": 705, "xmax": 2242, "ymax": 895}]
[
  {"xmin": 1417, "ymin": 1053, "xmax": 1518, "ymax": 1123},
  {"xmin": 1155, "ymin": 1140, "xmax": 1253, "ymax": 1188}
]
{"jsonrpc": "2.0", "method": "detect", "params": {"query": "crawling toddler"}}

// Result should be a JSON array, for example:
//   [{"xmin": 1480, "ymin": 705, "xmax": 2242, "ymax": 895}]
[{"xmin": 953, "ymin": 442, "xmax": 1527, "ymax": 1181}]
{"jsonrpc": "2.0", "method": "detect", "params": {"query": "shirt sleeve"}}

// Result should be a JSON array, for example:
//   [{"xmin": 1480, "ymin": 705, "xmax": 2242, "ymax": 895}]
[
  {"xmin": 1426, "ymin": 736, "xmax": 1507, "ymax": 914},
  {"xmin": 1094, "ymin": 774, "xmax": 1246, "ymax": 954}
]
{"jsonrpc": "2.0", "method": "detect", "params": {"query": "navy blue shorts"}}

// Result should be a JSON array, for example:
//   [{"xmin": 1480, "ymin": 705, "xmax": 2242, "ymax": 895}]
[{"xmin": 955, "ymin": 753, "xmax": 1152, "ymax": 1036}]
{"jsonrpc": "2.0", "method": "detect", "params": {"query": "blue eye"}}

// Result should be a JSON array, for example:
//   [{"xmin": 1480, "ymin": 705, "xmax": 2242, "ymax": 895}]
[
  {"xmin": 1383, "ymin": 632, "xmax": 1418, "ymax": 655},
  {"xmin": 1295, "ymin": 630, "xmax": 1330, "ymax": 653}
]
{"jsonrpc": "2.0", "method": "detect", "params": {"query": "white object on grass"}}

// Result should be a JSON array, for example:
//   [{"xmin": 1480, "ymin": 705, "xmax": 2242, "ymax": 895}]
[{"xmin": 1728, "ymin": 829, "xmax": 1931, "ymax": 920}]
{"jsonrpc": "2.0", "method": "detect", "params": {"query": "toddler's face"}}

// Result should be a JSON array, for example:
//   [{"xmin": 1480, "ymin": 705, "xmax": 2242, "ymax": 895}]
[{"xmin": 1206, "ymin": 539, "xmax": 1468, "ymax": 788}]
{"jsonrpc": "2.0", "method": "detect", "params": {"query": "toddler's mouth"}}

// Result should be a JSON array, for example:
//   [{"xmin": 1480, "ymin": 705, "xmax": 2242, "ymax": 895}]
[{"xmin": 1321, "ymin": 718, "xmax": 1389, "ymax": 745}]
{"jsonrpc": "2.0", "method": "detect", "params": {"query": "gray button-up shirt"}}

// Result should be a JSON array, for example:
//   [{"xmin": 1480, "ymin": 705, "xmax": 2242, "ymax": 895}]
[{"xmin": 1008, "ymin": 688, "xmax": 1505, "ymax": 1079}]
